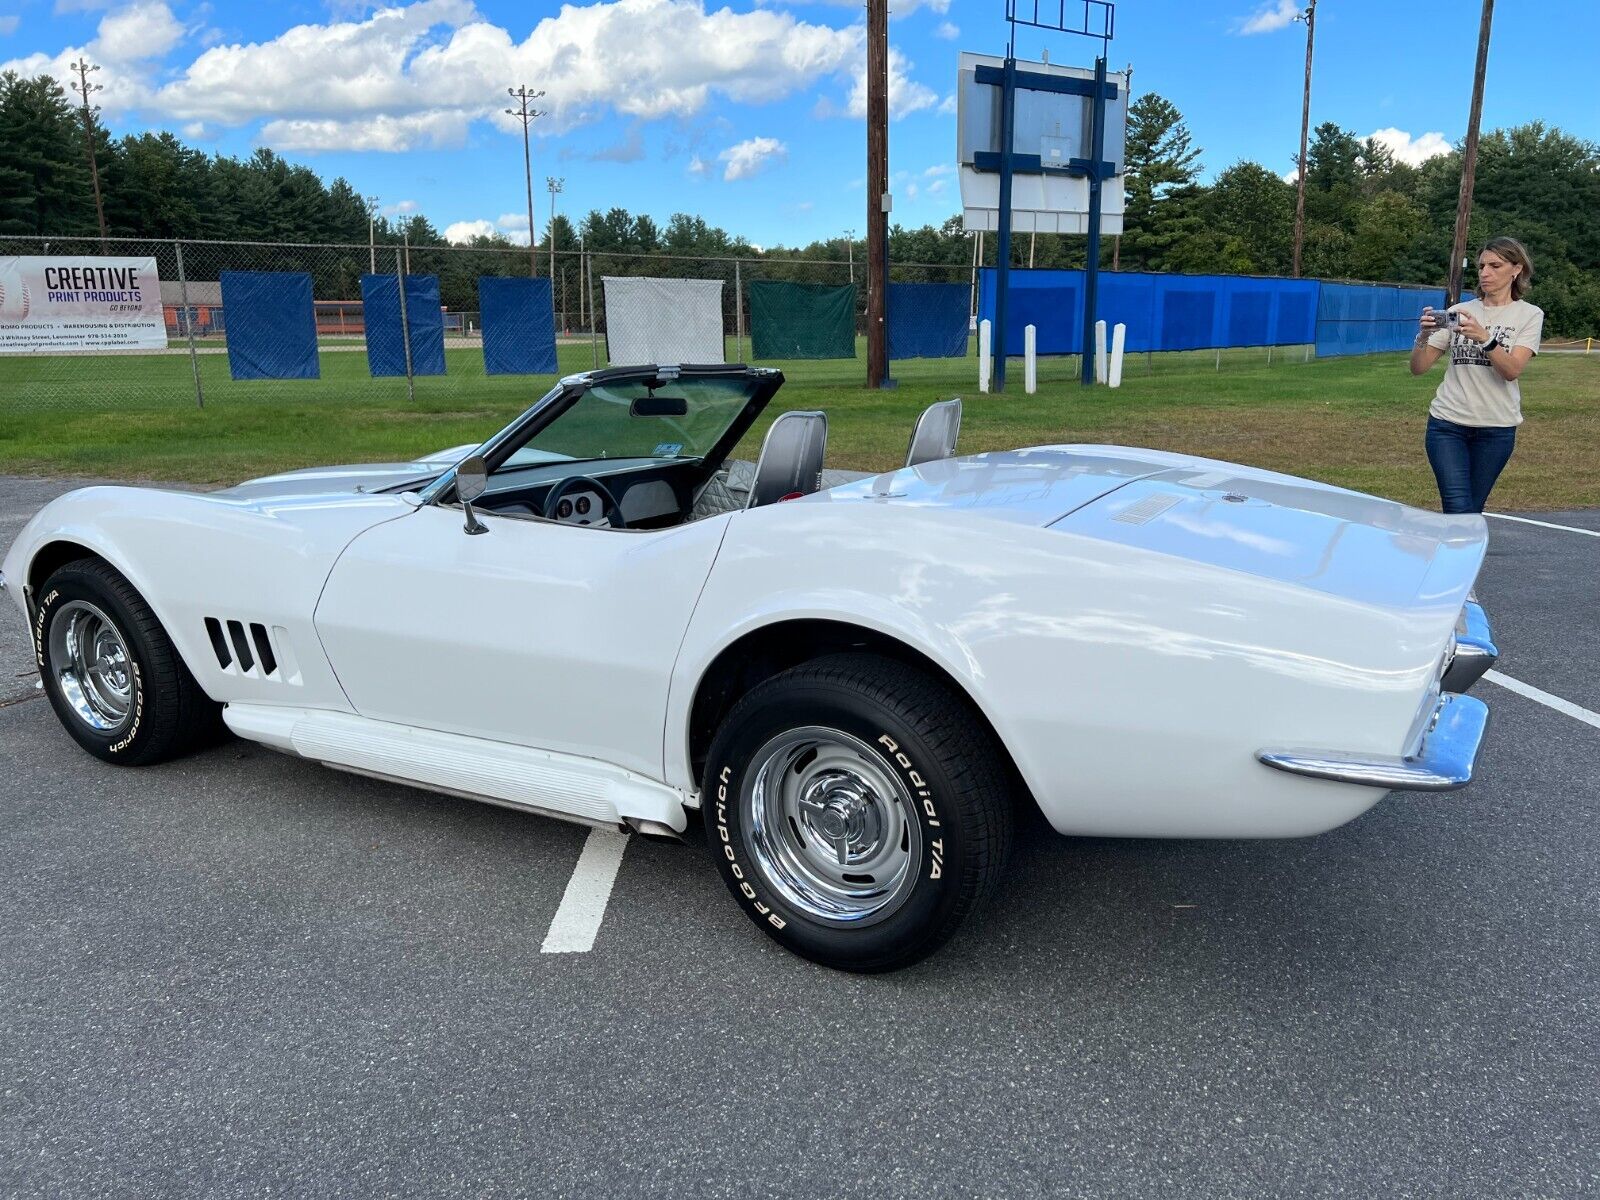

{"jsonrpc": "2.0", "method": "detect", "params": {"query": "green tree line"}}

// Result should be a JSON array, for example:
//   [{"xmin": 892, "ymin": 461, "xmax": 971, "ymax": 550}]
[{"xmin": 3, "ymin": 69, "xmax": 1595, "ymax": 333}]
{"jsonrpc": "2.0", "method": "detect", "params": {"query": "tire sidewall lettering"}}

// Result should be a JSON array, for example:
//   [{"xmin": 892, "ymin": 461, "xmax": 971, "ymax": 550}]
[
  {"xmin": 40, "ymin": 581, "xmax": 144, "ymax": 756},
  {"xmin": 712, "ymin": 719, "xmax": 954, "ymax": 938}
]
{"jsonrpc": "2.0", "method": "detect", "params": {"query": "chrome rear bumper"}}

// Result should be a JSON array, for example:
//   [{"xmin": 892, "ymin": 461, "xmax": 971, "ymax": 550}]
[
  {"xmin": 1442, "ymin": 600, "xmax": 1497, "ymax": 692},
  {"xmin": 1257, "ymin": 693, "xmax": 1490, "ymax": 793},
  {"xmin": 1258, "ymin": 599, "xmax": 1496, "ymax": 793}
]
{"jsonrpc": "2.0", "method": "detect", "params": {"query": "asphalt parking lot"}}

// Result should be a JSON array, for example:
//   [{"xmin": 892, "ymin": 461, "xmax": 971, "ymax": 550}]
[{"xmin": 1, "ymin": 476, "xmax": 1596, "ymax": 1198}]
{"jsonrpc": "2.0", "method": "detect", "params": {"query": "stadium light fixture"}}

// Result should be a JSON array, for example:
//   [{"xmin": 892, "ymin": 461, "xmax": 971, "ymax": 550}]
[
  {"xmin": 1291, "ymin": 1, "xmax": 1317, "ymax": 278},
  {"xmin": 68, "ymin": 59, "xmax": 108, "ymax": 246},
  {"xmin": 506, "ymin": 86, "xmax": 548, "ymax": 277}
]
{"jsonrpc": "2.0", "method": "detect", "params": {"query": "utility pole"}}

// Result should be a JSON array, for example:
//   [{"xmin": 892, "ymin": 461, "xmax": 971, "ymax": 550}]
[
  {"xmin": 865, "ymin": 0, "xmax": 889, "ymax": 388},
  {"xmin": 364, "ymin": 195, "xmax": 380, "ymax": 274},
  {"xmin": 1448, "ymin": 0, "xmax": 1495, "ymax": 304},
  {"xmin": 68, "ymin": 58, "xmax": 108, "ymax": 246},
  {"xmin": 1291, "ymin": 0, "xmax": 1317, "ymax": 278},
  {"xmin": 547, "ymin": 176, "xmax": 564, "ymax": 327},
  {"xmin": 547, "ymin": 176, "xmax": 563, "ymax": 279},
  {"xmin": 505, "ymin": 85, "xmax": 546, "ymax": 278}
]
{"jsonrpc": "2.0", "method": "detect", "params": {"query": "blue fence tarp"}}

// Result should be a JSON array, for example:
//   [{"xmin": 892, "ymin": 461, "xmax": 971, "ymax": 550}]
[
  {"xmin": 1315, "ymin": 282, "xmax": 1452, "ymax": 357},
  {"xmin": 478, "ymin": 277, "xmax": 558, "ymax": 375},
  {"xmin": 888, "ymin": 283, "xmax": 970, "ymax": 359},
  {"xmin": 473, "ymin": 276, "xmax": 556, "ymax": 376},
  {"xmin": 219, "ymin": 271, "xmax": 319, "ymax": 380},
  {"xmin": 977, "ymin": 269, "xmax": 1320, "ymax": 355},
  {"xmin": 360, "ymin": 274, "xmax": 446, "ymax": 377}
]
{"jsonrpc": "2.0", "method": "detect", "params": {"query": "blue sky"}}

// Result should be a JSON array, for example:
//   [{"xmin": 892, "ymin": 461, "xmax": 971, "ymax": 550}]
[{"xmin": 1, "ymin": 0, "xmax": 1594, "ymax": 249}]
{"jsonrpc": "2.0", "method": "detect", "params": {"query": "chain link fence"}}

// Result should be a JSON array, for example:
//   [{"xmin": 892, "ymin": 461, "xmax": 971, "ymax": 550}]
[{"xmin": 0, "ymin": 233, "xmax": 1328, "ymax": 414}]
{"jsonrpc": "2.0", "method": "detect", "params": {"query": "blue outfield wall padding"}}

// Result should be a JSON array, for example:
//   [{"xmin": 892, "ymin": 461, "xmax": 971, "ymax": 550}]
[
  {"xmin": 479, "ymin": 277, "xmax": 557, "ymax": 375},
  {"xmin": 888, "ymin": 283, "xmax": 970, "ymax": 359},
  {"xmin": 360, "ymin": 274, "xmax": 447, "ymax": 377},
  {"xmin": 219, "ymin": 270, "xmax": 319, "ymax": 380},
  {"xmin": 1314, "ymin": 282, "xmax": 1453, "ymax": 357},
  {"xmin": 977, "ymin": 269, "xmax": 1320, "ymax": 355}
]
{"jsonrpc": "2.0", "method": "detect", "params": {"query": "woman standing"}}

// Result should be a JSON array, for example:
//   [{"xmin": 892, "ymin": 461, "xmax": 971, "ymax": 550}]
[{"xmin": 1409, "ymin": 237, "xmax": 1544, "ymax": 514}]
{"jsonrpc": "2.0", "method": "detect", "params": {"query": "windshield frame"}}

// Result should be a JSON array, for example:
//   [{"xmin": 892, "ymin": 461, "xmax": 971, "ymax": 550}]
[{"xmin": 419, "ymin": 364, "xmax": 784, "ymax": 508}]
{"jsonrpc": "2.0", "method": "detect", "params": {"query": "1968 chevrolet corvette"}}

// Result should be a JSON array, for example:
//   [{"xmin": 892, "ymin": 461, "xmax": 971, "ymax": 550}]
[{"xmin": 1, "ymin": 364, "xmax": 1497, "ymax": 971}]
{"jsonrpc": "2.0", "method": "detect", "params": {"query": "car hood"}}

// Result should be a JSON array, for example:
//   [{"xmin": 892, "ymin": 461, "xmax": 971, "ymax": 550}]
[
  {"xmin": 210, "ymin": 444, "xmax": 479, "ymax": 502},
  {"xmin": 820, "ymin": 445, "xmax": 1485, "ymax": 610}
]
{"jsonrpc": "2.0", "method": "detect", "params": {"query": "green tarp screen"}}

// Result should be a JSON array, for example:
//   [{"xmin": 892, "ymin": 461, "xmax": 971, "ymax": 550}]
[{"xmin": 749, "ymin": 280, "xmax": 857, "ymax": 360}]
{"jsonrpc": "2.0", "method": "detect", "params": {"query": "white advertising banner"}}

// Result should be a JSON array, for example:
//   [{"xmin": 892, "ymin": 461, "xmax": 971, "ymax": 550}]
[{"xmin": 0, "ymin": 256, "xmax": 167, "ymax": 353}]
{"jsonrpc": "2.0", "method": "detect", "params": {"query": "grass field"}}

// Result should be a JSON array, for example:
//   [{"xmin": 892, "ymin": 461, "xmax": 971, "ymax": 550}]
[{"xmin": 1, "ymin": 340, "xmax": 1595, "ymax": 509}]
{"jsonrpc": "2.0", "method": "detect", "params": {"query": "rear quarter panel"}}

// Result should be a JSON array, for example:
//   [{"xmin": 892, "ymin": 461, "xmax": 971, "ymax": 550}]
[{"xmin": 671, "ymin": 500, "xmax": 1459, "ymax": 838}]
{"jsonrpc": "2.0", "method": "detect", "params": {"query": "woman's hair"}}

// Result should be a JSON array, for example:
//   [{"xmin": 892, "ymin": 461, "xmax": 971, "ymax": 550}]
[{"xmin": 1481, "ymin": 237, "xmax": 1534, "ymax": 300}]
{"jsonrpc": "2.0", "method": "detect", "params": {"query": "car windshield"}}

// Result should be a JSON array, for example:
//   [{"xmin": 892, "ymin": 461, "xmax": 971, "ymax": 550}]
[{"xmin": 502, "ymin": 374, "xmax": 763, "ymax": 468}]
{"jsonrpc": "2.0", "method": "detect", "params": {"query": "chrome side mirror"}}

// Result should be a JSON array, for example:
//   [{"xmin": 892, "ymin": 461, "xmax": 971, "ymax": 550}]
[{"xmin": 456, "ymin": 455, "xmax": 490, "ymax": 535}]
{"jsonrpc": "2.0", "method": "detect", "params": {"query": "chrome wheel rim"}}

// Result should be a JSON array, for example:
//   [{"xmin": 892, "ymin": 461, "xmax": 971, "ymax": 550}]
[
  {"xmin": 742, "ymin": 727, "xmax": 923, "ymax": 927},
  {"xmin": 48, "ymin": 600, "xmax": 134, "ymax": 733}
]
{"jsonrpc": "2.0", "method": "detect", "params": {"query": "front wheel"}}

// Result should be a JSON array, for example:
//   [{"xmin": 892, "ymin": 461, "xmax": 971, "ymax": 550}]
[
  {"xmin": 705, "ymin": 653, "xmax": 1014, "ymax": 972},
  {"xmin": 35, "ymin": 558, "xmax": 223, "ymax": 765}
]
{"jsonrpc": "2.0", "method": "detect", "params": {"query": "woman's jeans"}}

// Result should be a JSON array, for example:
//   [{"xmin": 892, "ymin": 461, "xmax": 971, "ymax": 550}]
[{"xmin": 1425, "ymin": 416, "xmax": 1516, "ymax": 514}]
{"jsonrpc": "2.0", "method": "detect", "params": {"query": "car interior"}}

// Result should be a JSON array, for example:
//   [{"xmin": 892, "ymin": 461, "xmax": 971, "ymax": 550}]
[{"xmin": 444, "ymin": 377, "xmax": 961, "ymax": 534}]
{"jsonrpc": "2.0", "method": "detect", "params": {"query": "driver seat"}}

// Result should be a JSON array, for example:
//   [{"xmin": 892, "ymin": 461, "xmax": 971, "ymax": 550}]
[
  {"xmin": 746, "ymin": 410, "xmax": 829, "ymax": 508},
  {"xmin": 906, "ymin": 397, "xmax": 961, "ymax": 467}
]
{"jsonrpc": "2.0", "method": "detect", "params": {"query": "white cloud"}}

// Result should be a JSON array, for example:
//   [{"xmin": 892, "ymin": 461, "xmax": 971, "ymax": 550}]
[
  {"xmin": 0, "ymin": 2, "xmax": 185, "ymax": 114},
  {"xmin": 262, "ymin": 110, "xmax": 473, "ymax": 152},
  {"xmin": 719, "ymin": 135, "xmax": 785, "ymax": 181},
  {"xmin": 444, "ymin": 218, "xmax": 496, "ymax": 243},
  {"xmin": 923, "ymin": 163, "xmax": 953, "ymax": 177},
  {"xmin": 96, "ymin": 1, "xmax": 184, "ymax": 59},
  {"xmin": 495, "ymin": 211, "xmax": 528, "ymax": 232},
  {"xmin": 1236, "ymin": 0, "xmax": 1301, "ymax": 35},
  {"xmin": 389, "ymin": 199, "xmax": 419, "ymax": 214},
  {"xmin": 934, "ymin": 21, "xmax": 958, "ymax": 40},
  {"xmin": 1365, "ymin": 126, "xmax": 1452, "ymax": 166},
  {"xmin": 0, "ymin": 16, "xmax": 20, "ymax": 34},
  {"xmin": 687, "ymin": 154, "xmax": 709, "ymax": 176},
  {"xmin": 7, "ymin": 0, "xmax": 946, "ymax": 152},
  {"xmin": 145, "ymin": 0, "xmax": 865, "ymax": 150},
  {"xmin": 819, "ymin": 46, "xmax": 936, "ymax": 120},
  {"xmin": 937, "ymin": 92, "xmax": 956, "ymax": 115},
  {"xmin": 756, "ymin": 0, "xmax": 947, "ymax": 16}
]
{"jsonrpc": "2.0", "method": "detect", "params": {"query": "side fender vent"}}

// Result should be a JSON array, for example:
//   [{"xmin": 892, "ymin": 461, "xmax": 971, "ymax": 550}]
[
  {"xmin": 202, "ymin": 617, "xmax": 296, "ymax": 683},
  {"xmin": 204, "ymin": 617, "xmax": 231, "ymax": 669}
]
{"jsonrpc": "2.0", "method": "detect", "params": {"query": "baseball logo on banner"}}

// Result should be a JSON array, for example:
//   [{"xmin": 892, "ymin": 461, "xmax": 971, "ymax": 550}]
[{"xmin": 0, "ymin": 256, "xmax": 167, "ymax": 353}]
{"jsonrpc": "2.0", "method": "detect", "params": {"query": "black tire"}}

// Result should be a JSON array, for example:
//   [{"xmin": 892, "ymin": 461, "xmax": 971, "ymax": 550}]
[
  {"xmin": 35, "ymin": 558, "xmax": 224, "ymax": 766},
  {"xmin": 705, "ymin": 653, "xmax": 1014, "ymax": 972}
]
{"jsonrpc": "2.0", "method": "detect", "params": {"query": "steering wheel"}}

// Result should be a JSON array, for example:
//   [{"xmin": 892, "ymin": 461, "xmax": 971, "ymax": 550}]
[{"xmin": 541, "ymin": 474, "xmax": 626, "ymax": 528}]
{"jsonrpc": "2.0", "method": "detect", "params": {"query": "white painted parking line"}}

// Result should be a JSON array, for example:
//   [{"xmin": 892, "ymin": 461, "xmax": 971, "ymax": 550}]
[
  {"xmin": 541, "ymin": 827, "xmax": 631, "ymax": 954},
  {"xmin": 1486, "ymin": 513, "xmax": 1600, "ymax": 538},
  {"xmin": 1485, "ymin": 670, "xmax": 1600, "ymax": 732}
]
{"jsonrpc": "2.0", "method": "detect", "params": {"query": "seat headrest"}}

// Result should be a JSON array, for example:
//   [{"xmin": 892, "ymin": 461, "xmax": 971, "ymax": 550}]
[
  {"xmin": 747, "ymin": 410, "xmax": 828, "ymax": 508},
  {"xmin": 906, "ymin": 397, "xmax": 962, "ymax": 467}
]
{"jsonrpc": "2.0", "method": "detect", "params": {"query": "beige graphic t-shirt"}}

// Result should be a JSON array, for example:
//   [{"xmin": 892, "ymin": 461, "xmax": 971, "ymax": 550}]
[{"xmin": 1427, "ymin": 298, "xmax": 1544, "ymax": 427}]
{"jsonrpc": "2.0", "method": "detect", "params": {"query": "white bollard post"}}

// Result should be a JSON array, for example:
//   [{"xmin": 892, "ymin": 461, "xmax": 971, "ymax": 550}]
[
  {"xmin": 1095, "ymin": 319, "xmax": 1108, "ymax": 384},
  {"xmin": 978, "ymin": 319, "xmax": 992, "ymax": 393},
  {"xmin": 1108, "ymin": 323, "xmax": 1126, "ymax": 388},
  {"xmin": 1024, "ymin": 324, "xmax": 1037, "ymax": 394}
]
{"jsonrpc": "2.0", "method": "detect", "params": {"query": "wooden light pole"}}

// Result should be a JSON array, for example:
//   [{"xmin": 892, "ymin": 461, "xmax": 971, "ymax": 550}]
[
  {"xmin": 1448, "ymin": 0, "xmax": 1495, "ymax": 304},
  {"xmin": 1291, "ymin": 0, "xmax": 1317, "ymax": 278},
  {"xmin": 866, "ymin": 0, "xmax": 889, "ymax": 388},
  {"xmin": 505, "ymin": 86, "xmax": 546, "ymax": 278}
]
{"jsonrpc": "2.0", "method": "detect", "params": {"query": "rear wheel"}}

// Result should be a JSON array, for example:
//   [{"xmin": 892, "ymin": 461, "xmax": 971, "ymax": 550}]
[
  {"xmin": 35, "ymin": 559, "xmax": 223, "ymax": 765},
  {"xmin": 705, "ymin": 653, "xmax": 1013, "ymax": 972}
]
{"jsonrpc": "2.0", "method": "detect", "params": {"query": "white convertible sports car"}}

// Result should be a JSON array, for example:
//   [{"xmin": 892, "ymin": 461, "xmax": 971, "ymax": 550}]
[{"xmin": 2, "ymin": 364, "xmax": 1497, "ymax": 971}]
